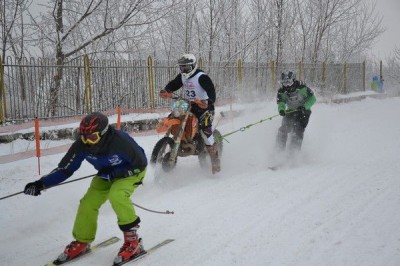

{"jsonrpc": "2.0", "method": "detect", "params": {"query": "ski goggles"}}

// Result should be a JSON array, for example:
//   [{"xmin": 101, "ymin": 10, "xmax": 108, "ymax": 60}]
[
  {"xmin": 179, "ymin": 65, "xmax": 192, "ymax": 74},
  {"xmin": 281, "ymin": 78, "xmax": 294, "ymax": 87},
  {"xmin": 81, "ymin": 131, "xmax": 101, "ymax": 145}
]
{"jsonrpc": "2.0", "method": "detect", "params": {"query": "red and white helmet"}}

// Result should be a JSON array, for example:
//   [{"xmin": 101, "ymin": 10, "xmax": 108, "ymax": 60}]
[{"xmin": 79, "ymin": 112, "xmax": 109, "ymax": 145}]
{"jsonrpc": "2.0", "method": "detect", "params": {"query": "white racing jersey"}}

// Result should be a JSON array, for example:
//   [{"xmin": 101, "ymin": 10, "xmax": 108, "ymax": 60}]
[{"xmin": 181, "ymin": 72, "xmax": 209, "ymax": 101}]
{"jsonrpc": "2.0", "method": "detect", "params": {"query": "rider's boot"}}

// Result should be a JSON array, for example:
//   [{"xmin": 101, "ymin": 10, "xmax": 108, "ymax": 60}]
[{"xmin": 206, "ymin": 143, "xmax": 221, "ymax": 174}]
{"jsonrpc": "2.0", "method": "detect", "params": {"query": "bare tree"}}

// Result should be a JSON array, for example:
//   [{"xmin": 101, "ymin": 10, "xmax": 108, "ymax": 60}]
[
  {"xmin": 149, "ymin": 1, "xmax": 192, "ymax": 60},
  {"xmin": 307, "ymin": 0, "xmax": 359, "ymax": 63},
  {"xmin": 385, "ymin": 46, "xmax": 400, "ymax": 94},
  {"xmin": 197, "ymin": 0, "xmax": 234, "ymax": 62},
  {"xmin": 28, "ymin": 0, "xmax": 180, "ymax": 116},
  {"xmin": 333, "ymin": 1, "xmax": 384, "ymax": 61},
  {"xmin": 294, "ymin": 0, "xmax": 315, "ymax": 63},
  {"xmin": 269, "ymin": 0, "xmax": 297, "ymax": 69},
  {"xmin": 0, "ymin": 0, "xmax": 31, "ymax": 61},
  {"xmin": 0, "ymin": 0, "xmax": 34, "ymax": 110}
]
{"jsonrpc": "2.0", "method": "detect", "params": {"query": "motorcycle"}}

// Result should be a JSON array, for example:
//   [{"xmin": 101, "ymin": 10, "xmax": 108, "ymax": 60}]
[{"xmin": 150, "ymin": 97, "xmax": 223, "ymax": 174}]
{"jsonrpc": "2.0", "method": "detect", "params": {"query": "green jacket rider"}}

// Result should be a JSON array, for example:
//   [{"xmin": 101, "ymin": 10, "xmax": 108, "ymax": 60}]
[{"xmin": 276, "ymin": 70, "xmax": 316, "ymax": 151}]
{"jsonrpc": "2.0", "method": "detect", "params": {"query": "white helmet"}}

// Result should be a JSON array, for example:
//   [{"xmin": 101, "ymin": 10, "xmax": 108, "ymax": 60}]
[
  {"xmin": 280, "ymin": 70, "xmax": 295, "ymax": 87},
  {"xmin": 177, "ymin": 54, "xmax": 197, "ymax": 79}
]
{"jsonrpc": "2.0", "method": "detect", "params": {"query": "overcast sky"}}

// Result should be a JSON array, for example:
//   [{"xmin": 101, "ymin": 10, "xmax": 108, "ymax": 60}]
[
  {"xmin": 30, "ymin": 0, "xmax": 398, "ymax": 60},
  {"xmin": 368, "ymin": 0, "xmax": 400, "ymax": 59}
]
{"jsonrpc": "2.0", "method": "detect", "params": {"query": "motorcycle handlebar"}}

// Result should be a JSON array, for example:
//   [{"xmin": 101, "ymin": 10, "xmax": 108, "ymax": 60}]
[{"xmin": 171, "ymin": 96, "xmax": 191, "ymax": 104}]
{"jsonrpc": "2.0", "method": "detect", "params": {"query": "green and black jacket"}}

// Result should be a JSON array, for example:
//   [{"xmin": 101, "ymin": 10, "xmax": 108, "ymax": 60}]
[{"xmin": 277, "ymin": 80, "xmax": 316, "ymax": 112}]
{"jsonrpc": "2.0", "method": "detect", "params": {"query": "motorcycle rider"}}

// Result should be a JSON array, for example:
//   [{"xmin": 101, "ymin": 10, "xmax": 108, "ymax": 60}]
[
  {"xmin": 276, "ymin": 70, "xmax": 316, "ymax": 152},
  {"xmin": 159, "ymin": 54, "xmax": 220, "ymax": 174}
]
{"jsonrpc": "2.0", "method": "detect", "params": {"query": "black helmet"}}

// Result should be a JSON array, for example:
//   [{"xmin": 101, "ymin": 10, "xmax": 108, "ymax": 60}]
[
  {"xmin": 281, "ymin": 70, "xmax": 295, "ymax": 87},
  {"xmin": 79, "ymin": 112, "xmax": 109, "ymax": 145}
]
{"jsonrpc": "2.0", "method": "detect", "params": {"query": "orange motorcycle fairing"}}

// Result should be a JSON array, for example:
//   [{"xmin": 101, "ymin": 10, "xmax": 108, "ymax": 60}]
[
  {"xmin": 185, "ymin": 115, "xmax": 198, "ymax": 141},
  {"xmin": 155, "ymin": 117, "xmax": 181, "ymax": 133}
]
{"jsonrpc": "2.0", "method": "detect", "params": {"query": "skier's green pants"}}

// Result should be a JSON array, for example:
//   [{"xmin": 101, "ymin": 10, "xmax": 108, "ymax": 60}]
[{"xmin": 72, "ymin": 169, "xmax": 146, "ymax": 243}]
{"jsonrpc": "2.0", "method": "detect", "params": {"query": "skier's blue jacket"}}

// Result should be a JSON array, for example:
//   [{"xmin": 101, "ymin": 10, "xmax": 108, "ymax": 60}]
[{"xmin": 40, "ymin": 127, "xmax": 147, "ymax": 188}]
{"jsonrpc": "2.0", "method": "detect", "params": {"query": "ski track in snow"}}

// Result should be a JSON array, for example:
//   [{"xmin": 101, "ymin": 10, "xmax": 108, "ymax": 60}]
[{"xmin": 1, "ymin": 97, "xmax": 400, "ymax": 266}]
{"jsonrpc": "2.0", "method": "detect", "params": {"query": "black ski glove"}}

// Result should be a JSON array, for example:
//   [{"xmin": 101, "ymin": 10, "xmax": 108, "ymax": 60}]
[
  {"xmin": 279, "ymin": 110, "xmax": 286, "ymax": 116},
  {"xmin": 297, "ymin": 106, "xmax": 306, "ymax": 114},
  {"xmin": 24, "ymin": 180, "xmax": 44, "ymax": 196}
]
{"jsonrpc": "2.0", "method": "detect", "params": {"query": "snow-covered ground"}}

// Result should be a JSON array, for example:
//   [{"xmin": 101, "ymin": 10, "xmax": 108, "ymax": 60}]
[{"xmin": 1, "ymin": 93, "xmax": 400, "ymax": 266}]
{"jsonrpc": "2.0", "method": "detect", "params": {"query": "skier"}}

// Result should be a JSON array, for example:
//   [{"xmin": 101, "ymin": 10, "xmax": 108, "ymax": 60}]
[
  {"xmin": 276, "ymin": 70, "xmax": 316, "ymax": 152},
  {"xmin": 159, "ymin": 53, "xmax": 221, "ymax": 174},
  {"xmin": 23, "ymin": 112, "xmax": 148, "ymax": 265},
  {"xmin": 371, "ymin": 75, "xmax": 384, "ymax": 93}
]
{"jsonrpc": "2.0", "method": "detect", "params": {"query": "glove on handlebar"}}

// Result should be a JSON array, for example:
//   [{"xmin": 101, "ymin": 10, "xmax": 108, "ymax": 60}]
[{"xmin": 160, "ymin": 90, "xmax": 173, "ymax": 99}]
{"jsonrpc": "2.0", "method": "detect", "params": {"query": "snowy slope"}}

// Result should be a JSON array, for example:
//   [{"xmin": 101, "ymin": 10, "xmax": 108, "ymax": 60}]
[{"xmin": 1, "ymin": 96, "xmax": 400, "ymax": 266}]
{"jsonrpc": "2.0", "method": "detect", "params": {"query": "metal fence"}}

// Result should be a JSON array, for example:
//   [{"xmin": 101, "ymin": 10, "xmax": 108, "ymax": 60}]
[{"xmin": 0, "ymin": 56, "xmax": 366, "ymax": 124}]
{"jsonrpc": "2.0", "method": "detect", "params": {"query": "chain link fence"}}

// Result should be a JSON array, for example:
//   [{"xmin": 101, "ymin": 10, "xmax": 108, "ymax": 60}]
[{"xmin": 0, "ymin": 56, "xmax": 367, "ymax": 124}]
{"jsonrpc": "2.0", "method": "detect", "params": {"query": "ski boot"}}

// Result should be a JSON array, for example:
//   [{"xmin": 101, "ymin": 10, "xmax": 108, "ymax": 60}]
[
  {"xmin": 113, "ymin": 226, "xmax": 144, "ymax": 265},
  {"xmin": 55, "ymin": 240, "xmax": 90, "ymax": 263},
  {"xmin": 206, "ymin": 143, "xmax": 221, "ymax": 174}
]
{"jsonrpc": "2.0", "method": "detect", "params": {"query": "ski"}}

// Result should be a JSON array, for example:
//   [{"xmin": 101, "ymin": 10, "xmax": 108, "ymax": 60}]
[
  {"xmin": 112, "ymin": 239, "xmax": 175, "ymax": 266},
  {"xmin": 268, "ymin": 165, "xmax": 280, "ymax": 171},
  {"xmin": 45, "ymin": 236, "xmax": 120, "ymax": 266}
]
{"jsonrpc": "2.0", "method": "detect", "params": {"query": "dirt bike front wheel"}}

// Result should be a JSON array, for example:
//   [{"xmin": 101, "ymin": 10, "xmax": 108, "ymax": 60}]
[{"xmin": 150, "ymin": 137, "xmax": 177, "ymax": 172}]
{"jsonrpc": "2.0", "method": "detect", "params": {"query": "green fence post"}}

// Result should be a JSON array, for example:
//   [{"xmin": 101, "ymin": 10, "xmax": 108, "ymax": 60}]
[
  {"xmin": 83, "ymin": 54, "xmax": 92, "ymax": 113},
  {"xmin": 0, "ymin": 57, "xmax": 3, "ymax": 125},
  {"xmin": 343, "ymin": 62, "xmax": 347, "ymax": 94},
  {"xmin": 147, "ymin": 55, "xmax": 155, "ymax": 109},
  {"xmin": 271, "ymin": 60, "xmax": 276, "ymax": 90},
  {"xmin": 237, "ymin": 58, "xmax": 243, "ymax": 96},
  {"xmin": 198, "ymin": 57, "xmax": 203, "ymax": 69},
  {"xmin": 322, "ymin": 61, "xmax": 326, "ymax": 93},
  {"xmin": 362, "ymin": 61, "xmax": 366, "ymax": 91},
  {"xmin": 0, "ymin": 57, "xmax": 7, "ymax": 124},
  {"xmin": 298, "ymin": 61, "xmax": 303, "ymax": 81}
]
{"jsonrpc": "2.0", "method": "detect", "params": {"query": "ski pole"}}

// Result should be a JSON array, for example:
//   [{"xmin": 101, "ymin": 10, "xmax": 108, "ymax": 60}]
[
  {"xmin": 0, "ymin": 191, "xmax": 24, "ymax": 200},
  {"xmin": 0, "ymin": 173, "xmax": 96, "ymax": 201},
  {"xmin": 132, "ymin": 201, "xmax": 174, "ymax": 215},
  {"xmin": 1, "ymin": 174, "xmax": 175, "ymax": 215}
]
